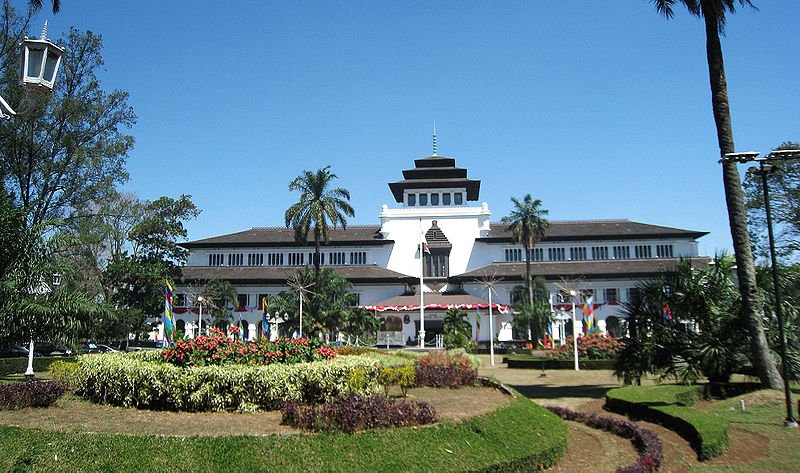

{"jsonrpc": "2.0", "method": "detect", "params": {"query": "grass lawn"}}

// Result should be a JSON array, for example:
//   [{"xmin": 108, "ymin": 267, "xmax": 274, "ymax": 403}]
[{"xmin": 690, "ymin": 389, "xmax": 800, "ymax": 472}]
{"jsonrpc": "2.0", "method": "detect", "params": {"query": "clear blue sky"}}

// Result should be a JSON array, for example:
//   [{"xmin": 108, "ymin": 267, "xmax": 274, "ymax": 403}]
[{"xmin": 36, "ymin": 1, "xmax": 800, "ymax": 256}]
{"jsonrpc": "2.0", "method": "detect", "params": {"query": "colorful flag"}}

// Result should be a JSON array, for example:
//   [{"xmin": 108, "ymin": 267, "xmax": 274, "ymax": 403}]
[
  {"xmin": 663, "ymin": 303, "xmax": 672, "ymax": 321},
  {"xmin": 163, "ymin": 279, "xmax": 175, "ymax": 346},
  {"xmin": 238, "ymin": 312, "xmax": 247, "ymax": 342},
  {"xmin": 475, "ymin": 309, "xmax": 481, "ymax": 341},
  {"xmin": 261, "ymin": 296, "xmax": 270, "ymax": 340},
  {"xmin": 422, "ymin": 242, "xmax": 431, "ymax": 254},
  {"xmin": 582, "ymin": 295, "xmax": 594, "ymax": 334}
]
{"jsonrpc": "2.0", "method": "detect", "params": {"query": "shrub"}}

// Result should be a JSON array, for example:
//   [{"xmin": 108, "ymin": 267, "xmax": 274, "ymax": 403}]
[
  {"xmin": 378, "ymin": 365, "xmax": 416, "ymax": 396},
  {"xmin": 0, "ymin": 380, "xmax": 67, "ymax": 410},
  {"xmin": 161, "ymin": 329, "xmax": 335, "ymax": 367},
  {"xmin": 545, "ymin": 334, "xmax": 624, "ymax": 360},
  {"xmin": 335, "ymin": 346, "xmax": 377, "ymax": 356},
  {"xmin": 75, "ymin": 352, "xmax": 380, "ymax": 411},
  {"xmin": 281, "ymin": 393, "xmax": 438, "ymax": 433},
  {"xmin": 49, "ymin": 360, "xmax": 80, "ymax": 389},
  {"xmin": 415, "ymin": 351, "xmax": 478, "ymax": 388},
  {"xmin": 0, "ymin": 356, "xmax": 77, "ymax": 376},
  {"xmin": 546, "ymin": 405, "xmax": 663, "ymax": 472}
]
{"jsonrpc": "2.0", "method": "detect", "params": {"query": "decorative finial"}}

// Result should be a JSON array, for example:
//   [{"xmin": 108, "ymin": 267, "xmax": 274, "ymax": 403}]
[
  {"xmin": 432, "ymin": 122, "xmax": 438, "ymax": 156},
  {"xmin": 40, "ymin": 21, "xmax": 48, "ymax": 41}
]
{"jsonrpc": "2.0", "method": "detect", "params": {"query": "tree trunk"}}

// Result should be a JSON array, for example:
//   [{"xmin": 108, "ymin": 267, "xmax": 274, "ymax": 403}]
[
  {"xmin": 703, "ymin": 13, "xmax": 782, "ymax": 389},
  {"xmin": 524, "ymin": 242, "xmax": 533, "ymax": 341},
  {"xmin": 313, "ymin": 227, "xmax": 321, "ymax": 274}
]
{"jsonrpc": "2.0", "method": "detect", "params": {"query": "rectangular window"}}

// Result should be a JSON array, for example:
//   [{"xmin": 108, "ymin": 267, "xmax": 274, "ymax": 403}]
[
  {"xmin": 247, "ymin": 253, "xmax": 264, "ymax": 266},
  {"xmin": 635, "ymin": 245, "xmax": 652, "ymax": 259},
  {"xmin": 208, "ymin": 254, "xmax": 224, "ymax": 266},
  {"xmin": 454, "ymin": 193, "xmax": 463, "ymax": 205},
  {"xmin": 548, "ymin": 247, "xmax": 566, "ymax": 261},
  {"xmin": 591, "ymin": 246, "xmax": 609, "ymax": 260},
  {"xmin": 431, "ymin": 193, "xmax": 439, "ymax": 205},
  {"xmin": 424, "ymin": 253, "xmax": 448, "ymax": 277},
  {"xmin": 328, "ymin": 251, "xmax": 346, "ymax": 265},
  {"xmin": 604, "ymin": 288, "xmax": 618, "ymax": 303},
  {"xmin": 419, "ymin": 193, "xmax": 428, "ymax": 206},
  {"xmin": 257, "ymin": 294, "xmax": 269, "ymax": 310},
  {"xmin": 174, "ymin": 293, "xmax": 187, "ymax": 306},
  {"xmin": 527, "ymin": 248, "xmax": 544, "ymax": 261},
  {"xmin": 408, "ymin": 194, "xmax": 416, "ymax": 206},
  {"xmin": 656, "ymin": 244, "xmax": 674, "ymax": 258},
  {"xmin": 237, "ymin": 294, "xmax": 248, "ymax": 308},
  {"xmin": 628, "ymin": 287, "xmax": 642, "ymax": 304},
  {"xmin": 227, "ymin": 254, "xmax": 243, "ymax": 266},
  {"xmin": 442, "ymin": 193, "xmax": 451, "ymax": 205},
  {"xmin": 613, "ymin": 246, "xmax": 630, "ymax": 259},
  {"xmin": 351, "ymin": 293, "xmax": 361, "ymax": 307},
  {"xmin": 570, "ymin": 247, "xmax": 587, "ymax": 261},
  {"xmin": 349, "ymin": 251, "xmax": 367, "ymax": 265},
  {"xmin": 505, "ymin": 248, "xmax": 522, "ymax": 262}
]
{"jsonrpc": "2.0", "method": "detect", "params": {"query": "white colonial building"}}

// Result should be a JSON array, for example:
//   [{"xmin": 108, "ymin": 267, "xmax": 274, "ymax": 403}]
[{"xmin": 172, "ymin": 151, "xmax": 709, "ymax": 345}]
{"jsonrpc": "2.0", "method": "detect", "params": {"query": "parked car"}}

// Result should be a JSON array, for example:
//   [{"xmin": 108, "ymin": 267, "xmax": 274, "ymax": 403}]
[
  {"xmin": 0, "ymin": 344, "xmax": 29, "ymax": 358},
  {"xmin": 81, "ymin": 342, "xmax": 120, "ymax": 354},
  {"xmin": 32, "ymin": 342, "xmax": 73, "ymax": 357}
]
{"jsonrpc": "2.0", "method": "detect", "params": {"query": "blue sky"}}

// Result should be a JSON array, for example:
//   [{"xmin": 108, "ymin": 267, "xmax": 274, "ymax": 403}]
[{"xmin": 36, "ymin": 1, "xmax": 800, "ymax": 256}]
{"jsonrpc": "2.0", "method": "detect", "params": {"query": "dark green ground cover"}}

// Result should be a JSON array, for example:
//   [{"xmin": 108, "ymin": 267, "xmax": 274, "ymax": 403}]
[
  {"xmin": 0, "ymin": 357, "xmax": 75, "ymax": 376},
  {"xmin": 606, "ymin": 385, "xmax": 729, "ymax": 460},
  {"xmin": 0, "ymin": 394, "xmax": 567, "ymax": 472}
]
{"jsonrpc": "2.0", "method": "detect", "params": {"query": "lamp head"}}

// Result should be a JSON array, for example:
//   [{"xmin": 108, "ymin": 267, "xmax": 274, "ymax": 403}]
[{"xmin": 722, "ymin": 151, "xmax": 760, "ymax": 164}]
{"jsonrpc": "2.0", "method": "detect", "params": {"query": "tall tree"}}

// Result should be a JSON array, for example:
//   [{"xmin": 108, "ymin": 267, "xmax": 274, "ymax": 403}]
[
  {"xmin": 501, "ymin": 194, "xmax": 550, "ymax": 307},
  {"xmin": 284, "ymin": 166, "xmax": 354, "ymax": 274},
  {"xmin": 653, "ymin": 0, "xmax": 782, "ymax": 388},
  {"xmin": 0, "ymin": 27, "xmax": 136, "ymax": 228}
]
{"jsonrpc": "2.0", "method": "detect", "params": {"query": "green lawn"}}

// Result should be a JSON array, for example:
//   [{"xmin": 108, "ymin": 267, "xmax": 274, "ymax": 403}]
[{"xmin": 691, "ymin": 391, "xmax": 800, "ymax": 472}]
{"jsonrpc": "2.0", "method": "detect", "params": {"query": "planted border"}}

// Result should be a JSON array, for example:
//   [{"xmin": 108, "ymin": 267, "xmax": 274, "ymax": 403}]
[
  {"xmin": 0, "ymin": 394, "xmax": 567, "ymax": 472},
  {"xmin": 75, "ymin": 352, "xmax": 381, "ymax": 411},
  {"xmin": 0, "ymin": 356, "xmax": 76, "ymax": 376},
  {"xmin": 605, "ymin": 385, "xmax": 730, "ymax": 460}
]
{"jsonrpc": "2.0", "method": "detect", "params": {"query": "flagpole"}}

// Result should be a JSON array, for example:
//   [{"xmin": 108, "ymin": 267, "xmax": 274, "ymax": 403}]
[
  {"xmin": 488, "ymin": 287, "xmax": 495, "ymax": 366},
  {"xmin": 419, "ymin": 218, "xmax": 425, "ymax": 348}
]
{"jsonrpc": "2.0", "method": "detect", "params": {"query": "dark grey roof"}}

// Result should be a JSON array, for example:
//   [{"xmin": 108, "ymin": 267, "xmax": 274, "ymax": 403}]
[
  {"xmin": 388, "ymin": 155, "xmax": 481, "ymax": 203},
  {"xmin": 451, "ymin": 257, "xmax": 712, "ymax": 282},
  {"xmin": 180, "ymin": 265, "xmax": 415, "ymax": 285},
  {"xmin": 180, "ymin": 225, "xmax": 388, "ymax": 249},
  {"xmin": 480, "ymin": 220, "xmax": 708, "ymax": 242}
]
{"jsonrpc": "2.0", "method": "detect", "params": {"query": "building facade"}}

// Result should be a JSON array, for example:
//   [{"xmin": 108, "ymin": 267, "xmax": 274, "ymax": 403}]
[{"xmin": 174, "ymin": 152, "xmax": 709, "ymax": 344}]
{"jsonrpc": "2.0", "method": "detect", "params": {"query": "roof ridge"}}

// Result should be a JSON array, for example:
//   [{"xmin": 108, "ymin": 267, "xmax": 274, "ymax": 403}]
[
  {"xmin": 490, "ymin": 219, "xmax": 631, "ymax": 225},
  {"xmin": 249, "ymin": 224, "xmax": 380, "ymax": 230}
]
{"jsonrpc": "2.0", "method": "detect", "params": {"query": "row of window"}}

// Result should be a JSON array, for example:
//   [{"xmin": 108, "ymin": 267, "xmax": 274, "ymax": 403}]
[
  {"xmin": 503, "ymin": 244, "xmax": 674, "ymax": 262},
  {"xmin": 407, "ymin": 192, "xmax": 464, "ymax": 207},
  {"xmin": 550, "ymin": 288, "xmax": 640, "ymax": 304},
  {"xmin": 173, "ymin": 292, "xmax": 363, "ymax": 308},
  {"xmin": 207, "ymin": 251, "xmax": 369, "ymax": 267}
]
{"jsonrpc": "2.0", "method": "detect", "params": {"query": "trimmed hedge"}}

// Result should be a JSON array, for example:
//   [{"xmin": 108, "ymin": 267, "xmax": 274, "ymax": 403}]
[
  {"xmin": 0, "ymin": 356, "xmax": 76, "ymax": 376},
  {"xmin": 75, "ymin": 352, "xmax": 381, "ymax": 411},
  {"xmin": 504, "ymin": 356, "xmax": 616, "ymax": 370},
  {"xmin": 0, "ymin": 394, "xmax": 568, "ymax": 472},
  {"xmin": 605, "ymin": 385, "xmax": 730, "ymax": 460}
]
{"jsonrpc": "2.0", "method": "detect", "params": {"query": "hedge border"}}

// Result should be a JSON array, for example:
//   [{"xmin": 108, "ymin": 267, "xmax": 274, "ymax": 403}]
[
  {"xmin": 605, "ymin": 385, "xmax": 730, "ymax": 460},
  {"xmin": 0, "ymin": 357, "xmax": 76, "ymax": 376},
  {"xmin": 503, "ymin": 356, "xmax": 616, "ymax": 370},
  {"xmin": 0, "ymin": 391, "xmax": 567, "ymax": 472}
]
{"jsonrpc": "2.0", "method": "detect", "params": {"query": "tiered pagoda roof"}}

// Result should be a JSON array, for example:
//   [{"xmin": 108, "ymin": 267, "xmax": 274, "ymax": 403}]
[{"xmin": 387, "ymin": 155, "xmax": 481, "ymax": 203}]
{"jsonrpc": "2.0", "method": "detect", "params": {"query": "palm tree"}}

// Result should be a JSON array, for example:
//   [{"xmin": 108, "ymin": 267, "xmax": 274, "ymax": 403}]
[
  {"xmin": 284, "ymin": 166, "xmax": 355, "ymax": 274},
  {"xmin": 653, "ymin": 0, "xmax": 782, "ymax": 388},
  {"xmin": 501, "ymin": 195, "xmax": 550, "ymax": 307},
  {"xmin": 29, "ymin": 1, "xmax": 60, "ymax": 13}
]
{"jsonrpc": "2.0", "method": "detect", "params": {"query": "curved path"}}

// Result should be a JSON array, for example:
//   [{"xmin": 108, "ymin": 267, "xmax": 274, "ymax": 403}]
[{"xmin": 479, "ymin": 357, "xmax": 769, "ymax": 472}]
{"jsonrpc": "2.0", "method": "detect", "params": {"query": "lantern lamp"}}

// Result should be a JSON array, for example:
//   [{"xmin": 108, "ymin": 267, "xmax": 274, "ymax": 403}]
[{"xmin": 20, "ymin": 21, "xmax": 64, "ymax": 92}]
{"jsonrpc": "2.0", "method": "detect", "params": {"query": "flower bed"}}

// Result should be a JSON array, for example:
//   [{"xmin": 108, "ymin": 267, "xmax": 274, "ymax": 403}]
[
  {"xmin": 74, "ymin": 352, "xmax": 380, "ymax": 411},
  {"xmin": 415, "ymin": 351, "xmax": 478, "ymax": 388},
  {"xmin": 162, "ymin": 329, "xmax": 336, "ymax": 367},
  {"xmin": 545, "ymin": 334, "xmax": 624, "ymax": 360},
  {"xmin": 282, "ymin": 393, "xmax": 438, "ymax": 433},
  {"xmin": 0, "ymin": 380, "xmax": 67, "ymax": 410}
]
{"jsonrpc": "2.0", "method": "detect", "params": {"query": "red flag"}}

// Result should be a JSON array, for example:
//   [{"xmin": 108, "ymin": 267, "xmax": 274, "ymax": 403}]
[{"xmin": 422, "ymin": 242, "xmax": 431, "ymax": 254}]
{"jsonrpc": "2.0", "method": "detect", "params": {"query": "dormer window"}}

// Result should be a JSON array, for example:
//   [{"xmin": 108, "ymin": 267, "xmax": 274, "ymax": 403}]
[
  {"xmin": 431, "ymin": 193, "xmax": 439, "ymax": 205},
  {"xmin": 408, "ymin": 194, "xmax": 416, "ymax": 206},
  {"xmin": 454, "ymin": 193, "xmax": 463, "ymax": 205},
  {"xmin": 419, "ymin": 193, "xmax": 428, "ymax": 206},
  {"xmin": 443, "ymin": 193, "xmax": 451, "ymax": 205}
]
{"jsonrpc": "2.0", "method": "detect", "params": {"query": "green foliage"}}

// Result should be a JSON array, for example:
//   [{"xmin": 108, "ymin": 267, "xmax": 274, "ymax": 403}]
[
  {"xmin": 442, "ymin": 308, "xmax": 473, "ymax": 350},
  {"xmin": 284, "ymin": 166, "xmax": 354, "ymax": 273},
  {"xmin": 378, "ymin": 365, "xmax": 416, "ymax": 397},
  {"xmin": 614, "ymin": 254, "xmax": 747, "ymax": 385},
  {"xmin": 0, "ymin": 356, "xmax": 76, "ymax": 376},
  {"xmin": 606, "ymin": 385, "xmax": 730, "ymax": 460},
  {"xmin": 48, "ymin": 360, "xmax": 80, "ymax": 388},
  {"xmin": 75, "ymin": 352, "xmax": 381, "ymax": 411},
  {"xmin": 501, "ymin": 195, "xmax": 550, "ymax": 308},
  {"xmin": 511, "ymin": 293, "xmax": 553, "ymax": 342},
  {"xmin": 128, "ymin": 195, "xmax": 200, "ymax": 263},
  {"xmin": 545, "ymin": 334, "xmax": 623, "ymax": 360},
  {"xmin": 0, "ymin": 394, "xmax": 566, "ymax": 472}
]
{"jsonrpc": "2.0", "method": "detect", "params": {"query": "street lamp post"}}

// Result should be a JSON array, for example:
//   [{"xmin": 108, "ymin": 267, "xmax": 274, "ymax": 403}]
[
  {"xmin": 196, "ymin": 296, "xmax": 204, "ymax": 337},
  {"xmin": 570, "ymin": 290, "xmax": 579, "ymax": 371},
  {"xmin": 724, "ymin": 150, "xmax": 800, "ymax": 428}
]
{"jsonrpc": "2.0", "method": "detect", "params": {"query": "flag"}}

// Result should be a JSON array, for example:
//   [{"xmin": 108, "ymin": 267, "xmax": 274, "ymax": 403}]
[
  {"xmin": 163, "ymin": 279, "xmax": 175, "ymax": 346},
  {"xmin": 582, "ymin": 296, "xmax": 594, "ymax": 334},
  {"xmin": 663, "ymin": 303, "xmax": 672, "ymax": 321},
  {"xmin": 261, "ymin": 296, "xmax": 270, "ymax": 340},
  {"xmin": 475, "ymin": 309, "xmax": 481, "ymax": 341},
  {"xmin": 422, "ymin": 242, "xmax": 431, "ymax": 254},
  {"xmin": 239, "ymin": 312, "xmax": 247, "ymax": 342}
]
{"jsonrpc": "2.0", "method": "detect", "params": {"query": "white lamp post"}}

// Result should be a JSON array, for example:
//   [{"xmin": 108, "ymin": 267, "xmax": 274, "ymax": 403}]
[
  {"xmin": 0, "ymin": 22, "xmax": 64, "ymax": 119},
  {"xmin": 196, "ymin": 296, "xmax": 204, "ymax": 337},
  {"xmin": 570, "ymin": 290, "xmax": 579, "ymax": 371}
]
